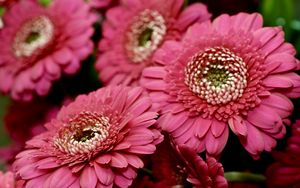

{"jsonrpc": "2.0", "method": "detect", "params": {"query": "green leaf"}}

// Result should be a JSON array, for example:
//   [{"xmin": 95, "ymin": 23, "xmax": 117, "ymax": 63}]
[
  {"xmin": 0, "ymin": 6, "xmax": 5, "ymax": 17},
  {"xmin": 260, "ymin": 0, "xmax": 295, "ymax": 40},
  {"xmin": 0, "ymin": 96, "xmax": 10, "ymax": 146},
  {"xmin": 38, "ymin": 0, "xmax": 52, "ymax": 7},
  {"xmin": 225, "ymin": 172, "xmax": 266, "ymax": 182}
]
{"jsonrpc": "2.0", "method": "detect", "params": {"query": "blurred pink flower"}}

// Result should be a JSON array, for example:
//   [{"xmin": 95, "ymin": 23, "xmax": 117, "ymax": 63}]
[
  {"xmin": 0, "ymin": 98, "xmax": 71, "ymax": 165},
  {"xmin": 266, "ymin": 120, "xmax": 300, "ymax": 187},
  {"xmin": 0, "ymin": 0, "xmax": 96, "ymax": 101},
  {"xmin": 13, "ymin": 86, "xmax": 163, "ymax": 187},
  {"xmin": 141, "ymin": 12, "xmax": 300, "ymax": 158},
  {"xmin": 0, "ymin": 171, "xmax": 15, "ymax": 188},
  {"xmin": 96, "ymin": 0, "xmax": 211, "ymax": 86},
  {"xmin": 0, "ymin": 171, "xmax": 24, "ymax": 188}
]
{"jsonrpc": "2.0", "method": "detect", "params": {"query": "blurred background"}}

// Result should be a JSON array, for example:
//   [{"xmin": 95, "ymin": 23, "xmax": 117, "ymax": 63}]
[{"xmin": 0, "ymin": 0, "xmax": 300, "ymax": 186}]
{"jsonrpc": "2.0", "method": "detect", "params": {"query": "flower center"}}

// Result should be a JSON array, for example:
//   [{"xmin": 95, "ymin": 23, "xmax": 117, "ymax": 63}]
[
  {"xmin": 72, "ymin": 129, "xmax": 100, "ymax": 143},
  {"xmin": 126, "ymin": 9, "xmax": 166, "ymax": 63},
  {"xmin": 13, "ymin": 15, "xmax": 54, "ymax": 58},
  {"xmin": 54, "ymin": 112, "xmax": 111, "ymax": 155},
  {"xmin": 185, "ymin": 47, "xmax": 248, "ymax": 105}
]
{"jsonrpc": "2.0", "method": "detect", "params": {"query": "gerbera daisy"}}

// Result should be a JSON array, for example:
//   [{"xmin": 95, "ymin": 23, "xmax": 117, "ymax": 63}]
[
  {"xmin": 132, "ymin": 137, "xmax": 227, "ymax": 188},
  {"xmin": 13, "ymin": 86, "xmax": 163, "ymax": 188},
  {"xmin": 96, "ymin": 0, "xmax": 211, "ymax": 86},
  {"xmin": 0, "ymin": 0, "xmax": 96, "ymax": 101},
  {"xmin": 141, "ymin": 13, "xmax": 300, "ymax": 158},
  {"xmin": 266, "ymin": 120, "xmax": 300, "ymax": 187},
  {"xmin": 178, "ymin": 146, "xmax": 228, "ymax": 188}
]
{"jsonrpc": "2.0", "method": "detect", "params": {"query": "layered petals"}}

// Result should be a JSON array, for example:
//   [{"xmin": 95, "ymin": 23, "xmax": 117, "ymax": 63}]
[
  {"xmin": 0, "ymin": 0, "xmax": 96, "ymax": 101},
  {"xmin": 13, "ymin": 86, "xmax": 163, "ymax": 187},
  {"xmin": 141, "ymin": 12, "xmax": 300, "ymax": 158},
  {"xmin": 267, "ymin": 121, "xmax": 300, "ymax": 187},
  {"xmin": 96, "ymin": 0, "xmax": 211, "ymax": 86}
]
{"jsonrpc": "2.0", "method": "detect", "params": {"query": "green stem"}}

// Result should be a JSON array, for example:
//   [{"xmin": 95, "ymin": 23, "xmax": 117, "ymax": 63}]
[
  {"xmin": 140, "ymin": 168, "xmax": 153, "ymax": 176},
  {"xmin": 0, "ymin": 7, "xmax": 5, "ymax": 17},
  {"xmin": 224, "ymin": 172, "xmax": 266, "ymax": 182}
]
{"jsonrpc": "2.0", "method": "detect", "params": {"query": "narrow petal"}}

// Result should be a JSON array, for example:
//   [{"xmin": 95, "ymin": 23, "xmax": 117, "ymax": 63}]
[
  {"xmin": 94, "ymin": 163, "xmax": 114, "ymax": 185},
  {"xmin": 80, "ymin": 166, "xmax": 97, "ymax": 188}
]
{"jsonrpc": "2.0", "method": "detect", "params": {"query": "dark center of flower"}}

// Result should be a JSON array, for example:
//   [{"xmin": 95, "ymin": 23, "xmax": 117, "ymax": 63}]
[
  {"xmin": 185, "ymin": 47, "xmax": 248, "ymax": 105},
  {"xmin": 138, "ymin": 27, "xmax": 153, "ymax": 47},
  {"xmin": 205, "ymin": 67, "xmax": 229, "ymax": 87},
  {"xmin": 73, "ymin": 129, "xmax": 99, "ymax": 143},
  {"xmin": 126, "ymin": 9, "xmax": 166, "ymax": 63},
  {"xmin": 13, "ymin": 16, "xmax": 54, "ymax": 58},
  {"xmin": 54, "ymin": 112, "xmax": 111, "ymax": 155},
  {"xmin": 25, "ymin": 31, "xmax": 41, "ymax": 44}
]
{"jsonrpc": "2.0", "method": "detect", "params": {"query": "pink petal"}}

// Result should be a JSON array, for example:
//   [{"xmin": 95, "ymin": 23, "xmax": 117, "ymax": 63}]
[
  {"xmin": 241, "ymin": 122, "xmax": 265, "ymax": 159},
  {"xmin": 31, "ymin": 63, "xmax": 44, "ymax": 81},
  {"xmin": 36, "ymin": 157, "xmax": 59, "ymax": 169},
  {"xmin": 48, "ymin": 167, "xmax": 77, "ymax": 188},
  {"xmin": 195, "ymin": 117, "xmax": 212, "ymax": 138},
  {"xmin": 80, "ymin": 166, "xmax": 97, "ymax": 188},
  {"xmin": 228, "ymin": 116, "xmax": 247, "ymax": 137},
  {"xmin": 263, "ymin": 75, "xmax": 293, "ymax": 89},
  {"xmin": 127, "ymin": 97, "xmax": 152, "ymax": 116},
  {"xmin": 52, "ymin": 48, "xmax": 73, "ymax": 65},
  {"xmin": 141, "ymin": 78, "xmax": 168, "ymax": 91},
  {"xmin": 211, "ymin": 120, "xmax": 226, "ymax": 138},
  {"xmin": 159, "ymin": 112, "xmax": 189, "ymax": 132},
  {"xmin": 128, "ymin": 144, "xmax": 156, "ymax": 154},
  {"xmin": 246, "ymin": 105, "xmax": 281, "ymax": 130},
  {"xmin": 175, "ymin": 3, "xmax": 211, "ymax": 31},
  {"xmin": 212, "ymin": 14, "xmax": 231, "ymax": 34},
  {"xmin": 261, "ymin": 93, "xmax": 293, "ymax": 118},
  {"xmin": 152, "ymin": 41, "xmax": 183, "ymax": 66},
  {"xmin": 94, "ymin": 163, "xmax": 114, "ymax": 185},
  {"xmin": 122, "ymin": 154, "xmax": 144, "ymax": 168},
  {"xmin": 110, "ymin": 152, "xmax": 128, "ymax": 168},
  {"xmin": 206, "ymin": 126, "xmax": 229, "ymax": 156},
  {"xmin": 142, "ymin": 67, "xmax": 167, "ymax": 79},
  {"xmin": 95, "ymin": 155, "xmax": 111, "ymax": 164},
  {"xmin": 114, "ymin": 175, "xmax": 132, "ymax": 188},
  {"xmin": 265, "ymin": 53, "xmax": 297, "ymax": 74},
  {"xmin": 232, "ymin": 13, "xmax": 263, "ymax": 32}
]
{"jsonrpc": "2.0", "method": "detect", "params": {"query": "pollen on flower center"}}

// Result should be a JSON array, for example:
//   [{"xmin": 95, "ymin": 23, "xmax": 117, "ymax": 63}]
[
  {"xmin": 126, "ymin": 9, "xmax": 166, "ymax": 63},
  {"xmin": 54, "ymin": 112, "xmax": 111, "ymax": 155},
  {"xmin": 185, "ymin": 47, "xmax": 248, "ymax": 105},
  {"xmin": 13, "ymin": 15, "xmax": 54, "ymax": 58}
]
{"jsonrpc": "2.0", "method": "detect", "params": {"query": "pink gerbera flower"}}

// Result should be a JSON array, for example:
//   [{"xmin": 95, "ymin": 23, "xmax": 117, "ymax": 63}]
[
  {"xmin": 13, "ymin": 86, "xmax": 163, "ymax": 188},
  {"xmin": 141, "ymin": 13, "xmax": 300, "ymax": 158},
  {"xmin": 132, "ymin": 137, "xmax": 228, "ymax": 188},
  {"xmin": 266, "ymin": 120, "xmax": 300, "ymax": 187},
  {"xmin": 0, "ymin": 0, "xmax": 96, "ymax": 101},
  {"xmin": 178, "ymin": 146, "xmax": 228, "ymax": 188},
  {"xmin": 96, "ymin": 0, "xmax": 211, "ymax": 86}
]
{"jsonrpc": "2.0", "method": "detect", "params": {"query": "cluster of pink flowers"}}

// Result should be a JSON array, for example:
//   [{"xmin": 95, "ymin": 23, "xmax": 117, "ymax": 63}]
[{"xmin": 0, "ymin": 0, "xmax": 299, "ymax": 187}]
